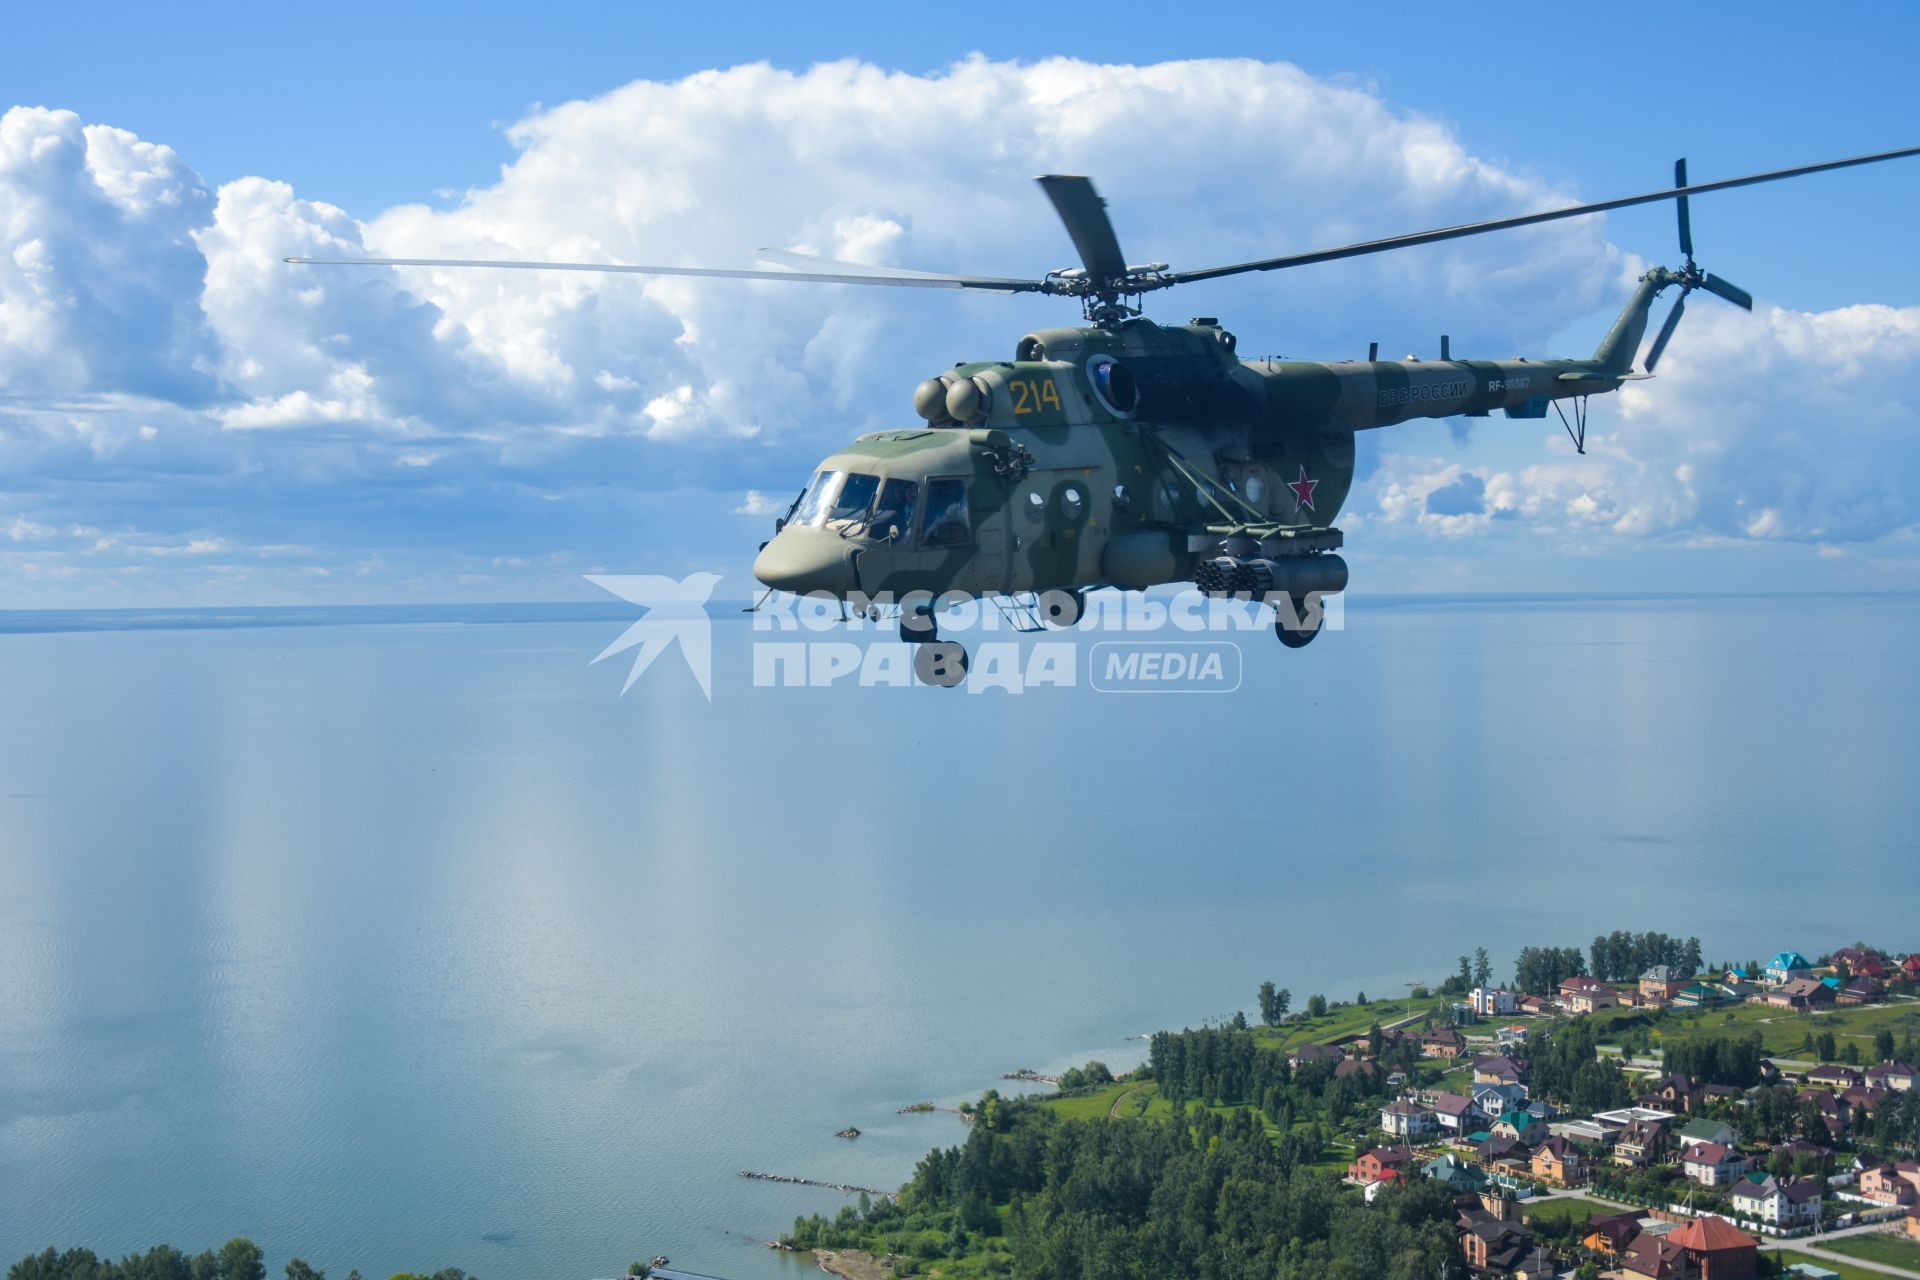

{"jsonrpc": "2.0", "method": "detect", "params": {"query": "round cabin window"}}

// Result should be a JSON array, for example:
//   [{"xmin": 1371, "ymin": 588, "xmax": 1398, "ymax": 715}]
[{"xmin": 1060, "ymin": 486, "xmax": 1084, "ymax": 519}]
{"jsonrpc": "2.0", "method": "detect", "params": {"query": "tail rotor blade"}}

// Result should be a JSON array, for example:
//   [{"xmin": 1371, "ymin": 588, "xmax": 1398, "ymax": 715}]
[
  {"xmin": 1645, "ymin": 295, "xmax": 1686, "ymax": 371},
  {"xmin": 1675, "ymin": 158, "xmax": 1694, "ymax": 260},
  {"xmin": 1701, "ymin": 272, "xmax": 1754, "ymax": 310}
]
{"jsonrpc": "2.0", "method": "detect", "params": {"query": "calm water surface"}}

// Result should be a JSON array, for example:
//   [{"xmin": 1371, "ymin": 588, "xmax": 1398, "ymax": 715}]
[{"xmin": 3, "ymin": 596, "xmax": 1917, "ymax": 1278}]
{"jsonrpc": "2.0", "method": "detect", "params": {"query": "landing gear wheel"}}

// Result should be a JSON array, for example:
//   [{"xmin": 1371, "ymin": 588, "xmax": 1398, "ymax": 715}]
[
  {"xmin": 1275, "ymin": 593, "xmax": 1322, "ymax": 649},
  {"xmin": 1039, "ymin": 588, "xmax": 1085, "ymax": 628},
  {"xmin": 900, "ymin": 600, "xmax": 938, "ymax": 644},
  {"xmin": 913, "ymin": 641, "xmax": 969, "ymax": 687}
]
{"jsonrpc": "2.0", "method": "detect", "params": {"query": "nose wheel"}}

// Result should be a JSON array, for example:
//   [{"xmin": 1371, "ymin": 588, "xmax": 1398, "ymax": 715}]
[{"xmin": 902, "ymin": 602, "xmax": 968, "ymax": 685}]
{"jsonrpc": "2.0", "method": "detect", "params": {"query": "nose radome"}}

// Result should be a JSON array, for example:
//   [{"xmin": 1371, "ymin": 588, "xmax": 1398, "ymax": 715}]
[{"xmin": 752, "ymin": 527, "xmax": 858, "ymax": 595}]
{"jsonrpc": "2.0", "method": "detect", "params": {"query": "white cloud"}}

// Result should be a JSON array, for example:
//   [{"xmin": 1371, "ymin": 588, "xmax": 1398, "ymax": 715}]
[
  {"xmin": 1370, "ymin": 301, "xmax": 1920, "ymax": 549},
  {"xmin": 735, "ymin": 490, "xmax": 783, "ymax": 516},
  {"xmin": 0, "ymin": 62, "xmax": 1913, "ymax": 602}
]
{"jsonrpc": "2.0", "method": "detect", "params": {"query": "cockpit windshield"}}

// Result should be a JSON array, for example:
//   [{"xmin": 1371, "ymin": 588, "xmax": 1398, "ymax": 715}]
[
  {"xmin": 829, "ymin": 473, "xmax": 880, "ymax": 525},
  {"xmin": 791, "ymin": 471, "xmax": 837, "ymax": 526}
]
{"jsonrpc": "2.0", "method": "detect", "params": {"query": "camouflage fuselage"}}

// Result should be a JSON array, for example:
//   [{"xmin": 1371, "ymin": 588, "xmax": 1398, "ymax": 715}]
[{"xmin": 757, "ymin": 283, "xmax": 1662, "ymax": 601}]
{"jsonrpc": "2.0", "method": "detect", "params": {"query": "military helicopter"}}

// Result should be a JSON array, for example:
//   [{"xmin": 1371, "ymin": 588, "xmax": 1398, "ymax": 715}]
[{"xmin": 293, "ymin": 145, "xmax": 1917, "ymax": 675}]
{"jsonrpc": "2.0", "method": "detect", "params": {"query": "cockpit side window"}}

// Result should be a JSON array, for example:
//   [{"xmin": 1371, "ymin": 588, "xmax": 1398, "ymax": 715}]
[
  {"xmin": 871, "ymin": 479, "xmax": 918, "ymax": 543},
  {"xmin": 922, "ymin": 478, "xmax": 971, "ymax": 547},
  {"xmin": 828, "ymin": 472, "xmax": 880, "ymax": 524},
  {"xmin": 792, "ymin": 470, "xmax": 839, "ymax": 527}
]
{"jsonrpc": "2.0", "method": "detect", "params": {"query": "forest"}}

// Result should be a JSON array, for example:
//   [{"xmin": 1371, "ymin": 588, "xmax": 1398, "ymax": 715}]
[{"xmin": 783, "ymin": 1093, "xmax": 1464, "ymax": 1279}]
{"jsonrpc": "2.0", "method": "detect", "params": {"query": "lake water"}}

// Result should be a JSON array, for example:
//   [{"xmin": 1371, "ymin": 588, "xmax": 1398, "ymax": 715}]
[{"xmin": 4, "ymin": 595, "xmax": 1918, "ymax": 1279}]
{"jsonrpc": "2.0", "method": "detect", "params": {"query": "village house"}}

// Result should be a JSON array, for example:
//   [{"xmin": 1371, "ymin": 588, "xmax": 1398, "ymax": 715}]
[
  {"xmin": 1287, "ymin": 1042, "xmax": 1343, "ymax": 1069},
  {"xmin": 1807, "ymin": 1064, "xmax": 1862, "ymax": 1090},
  {"xmin": 1667, "ymin": 1215, "xmax": 1760, "ymax": 1279},
  {"xmin": 1832, "ymin": 946, "xmax": 1886, "ymax": 977},
  {"xmin": 1471, "ymin": 986, "xmax": 1517, "ymax": 1018},
  {"xmin": 1729, "ymin": 1174, "xmax": 1824, "ymax": 1226},
  {"xmin": 1675, "ymin": 981, "xmax": 1729, "ymax": 1009},
  {"xmin": 1867, "ymin": 1060, "xmax": 1918, "ymax": 1091},
  {"xmin": 1473, "ymin": 1082, "xmax": 1528, "ymax": 1118},
  {"xmin": 1859, "ymin": 1160, "xmax": 1920, "ymax": 1206},
  {"xmin": 1903, "ymin": 954, "xmax": 1920, "ymax": 984},
  {"xmin": 1557, "ymin": 974, "xmax": 1607, "ymax": 1007},
  {"xmin": 1424, "ymin": 1152, "xmax": 1488, "ymax": 1194},
  {"xmin": 1621, "ymin": 1231, "xmax": 1687, "ymax": 1278},
  {"xmin": 1837, "ymin": 975, "xmax": 1886, "ymax": 1005},
  {"xmin": 1614, "ymin": 1119, "xmax": 1672, "ymax": 1168},
  {"xmin": 1766, "ymin": 951, "xmax": 1815, "ymax": 985},
  {"xmin": 1529, "ymin": 1135, "xmax": 1587, "ymax": 1187},
  {"xmin": 1419, "ymin": 1027, "xmax": 1466, "ymax": 1059},
  {"xmin": 1640, "ymin": 965, "xmax": 1686, "ymax": 1002},
  {"xmin": 1517, "ymin": 994, "xmax": 1549, "ymax": 1015},
  {"xmin": 1570, "ymin": 985, "xmax": 1620, "ymax": 1014},
  {"xmin": 1578, "ymin": 1211, "xmax": 1642, "ymax": 1261},
  {"xmin": 1683, "ymin": 1141, "xmax": 1749, "ymax": 1187},
  {"xmin": 1380, "ymin": 1098, "xmax": 1438, "ymax": 1138},
  {"xmin": 1458, "ymin": 1213, "xmax": 1552, "ymax": 1278},
  {"xmin": 1767, "ymin": 977, "xmax": 1834, "ymax": 1011},
  {"xmin": 1472, "ymin": 1054, "xmax": 1528, "ymax": 1086},
  {"xmin": 1430, "ymin": 1091, "xmax": 1484, "ymax": 1133},
  {"xmin": 1492, "ymin": 1109, "xmax": 1546, "ymax": 1146},
  {"xmin": 1677, "ymin": 1117, "xmax": 1738, "ymax": 1150},
  {"xmin": 1348, "ymin": 1144, "xmax": 1416, "ymax": 1185},
  {"xmin": 1650, "ymin": 1073, "xmax": 1703, "ymax": 1112}
]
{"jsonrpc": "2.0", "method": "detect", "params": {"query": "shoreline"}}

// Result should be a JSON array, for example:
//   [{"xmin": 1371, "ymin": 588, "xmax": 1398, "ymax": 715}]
[{"xmin": 809, "ymin": 1248, "xmax": 892, "ymax": 1280}]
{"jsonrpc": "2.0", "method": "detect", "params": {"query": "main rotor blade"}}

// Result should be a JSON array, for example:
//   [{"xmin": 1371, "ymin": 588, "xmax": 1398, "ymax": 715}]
[
  {"xmin": 284, "ymin": 255, "xmax": 1047, "ymax": 293},
  {"xmin": 1161, "ymin": 145, "xmax": 1920, "ymax": 287},
  {"xmin": 753, "ymin": 247, "xmax": 1034, "ymax": 286},
  {"xmin": 1700, "ymin": 272, "xmax": 1754, "ymax": 311},
  {"xmin": 1675, "ymin": 157, "xmax": 1694, "ymax": 259},
  {"xmin": 1035, "ymin": 175, "xmax": 1128, "ymax": 284},
  {"xmin": 1645, "ymin": 295, "xmax": 1686, "ymax": 372}
]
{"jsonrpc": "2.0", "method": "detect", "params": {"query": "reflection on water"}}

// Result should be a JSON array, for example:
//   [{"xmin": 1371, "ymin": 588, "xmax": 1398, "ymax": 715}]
[{"xmin": 2, "ymin": 597, "xmax": 1917, "ymax": 1278}]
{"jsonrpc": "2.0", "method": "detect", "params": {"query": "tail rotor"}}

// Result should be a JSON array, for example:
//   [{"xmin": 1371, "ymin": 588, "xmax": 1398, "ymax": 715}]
[{"xmin": 1645, "ymin": 157, "xmax": 1754, "ymax": 372}]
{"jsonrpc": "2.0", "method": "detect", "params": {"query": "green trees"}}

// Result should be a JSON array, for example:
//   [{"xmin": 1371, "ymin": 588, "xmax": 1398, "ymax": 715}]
[
  {"xmin": 1876, "ymin": 1027, "xmax": 1896, "ymax": 1061},
  {"xmin": 1306, "ymin": 994, "xmax": 1328, "ymax": 1017},
  {"xmin": 1257, "ymin": 982, "xmax": 1292, "ymax": 1025},
  {"xmin": 1664, "ymin": 1031, "xmax": 1765, "ymax": 1087},
  {"xmin": 1815, "ymin": 1030, "xmax": 1838, "ymax": 1061},
  {"xmin": 1587, "ymin": 931, "xmax": 1705, "ymax": 982},
  {"xmin": 785, "ymin": 1096, "xmax": 1460, "ymax": 1278},
  {"xmin": 6, "ymin": 1241, "xmax": 295, "ymax": 1280},
  {"xmin": 1473, "ymin": 948, "xmax": 1493, "ymax": 989},
  {"xmin": 1513, "ymin": 945, "xmax": 1587, "ymax": 995}
]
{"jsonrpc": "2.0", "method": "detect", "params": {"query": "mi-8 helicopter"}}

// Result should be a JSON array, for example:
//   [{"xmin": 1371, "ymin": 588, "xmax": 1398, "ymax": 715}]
[{"xmin": 293, "ymin": 145, "xmax": 1917, "ymax": 675}]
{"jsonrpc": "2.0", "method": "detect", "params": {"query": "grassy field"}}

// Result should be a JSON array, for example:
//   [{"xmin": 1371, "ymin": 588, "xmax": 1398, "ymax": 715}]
[
  {"xmin": 1582, "ymin": 994, "xmax": 1920, "ymax": 1058},
  {"xmin": 1038, "ymin": 1081, "xmax": 1172, "ymax": 1122},
  {"xmin": 1519, "ymin": 1197, "xmax": 1613, "ymax": 1228},
  {"xmin": 1769, "ymin": 1247, "xmax": 1906, "ymax": 1279},
  {"xmin": 1637, "ymin": 997, "xmax": 1920, "ymax": 1058},
  {"xmin": 1251, "ymin": 996, "xmax": 1445, "ymax": 1052},
  {"xmin": 1819, "ymin": 1233, "xmax": 1920, "ymax": 1272}
]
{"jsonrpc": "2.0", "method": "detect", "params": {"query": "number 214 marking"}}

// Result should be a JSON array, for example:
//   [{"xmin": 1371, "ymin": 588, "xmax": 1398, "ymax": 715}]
[{"xmin": 1009, "ymin": 378, "xmax": 1063, "ymax": 415}]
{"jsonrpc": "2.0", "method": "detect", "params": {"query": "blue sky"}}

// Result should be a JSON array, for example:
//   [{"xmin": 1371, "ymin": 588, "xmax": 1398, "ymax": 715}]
[{"xmin": 3, "ymin": 1, "xmax": 1918, "ymax": 604}]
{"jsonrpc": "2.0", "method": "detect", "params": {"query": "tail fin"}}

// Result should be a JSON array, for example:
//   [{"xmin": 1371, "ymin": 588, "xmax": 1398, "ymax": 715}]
[{"xmin": 1593, "ymin": 270, "xmax": 1677, "ymax": 376}]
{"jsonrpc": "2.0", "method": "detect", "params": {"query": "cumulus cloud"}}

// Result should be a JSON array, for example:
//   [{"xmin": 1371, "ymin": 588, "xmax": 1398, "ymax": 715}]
[
  {"xmin": 1369, "ymin": 301, "xmax": 1920, "ymax": 549},
  {"xmin": 0, "ymin": 61, "xmax": 1911, "ymax": 602}
]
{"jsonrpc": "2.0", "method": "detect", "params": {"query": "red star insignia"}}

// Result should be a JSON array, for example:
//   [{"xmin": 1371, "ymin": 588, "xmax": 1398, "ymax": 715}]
[{"xmin": 1287, "ymin": 465, "xmax": 1319, "ymax": 512}]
